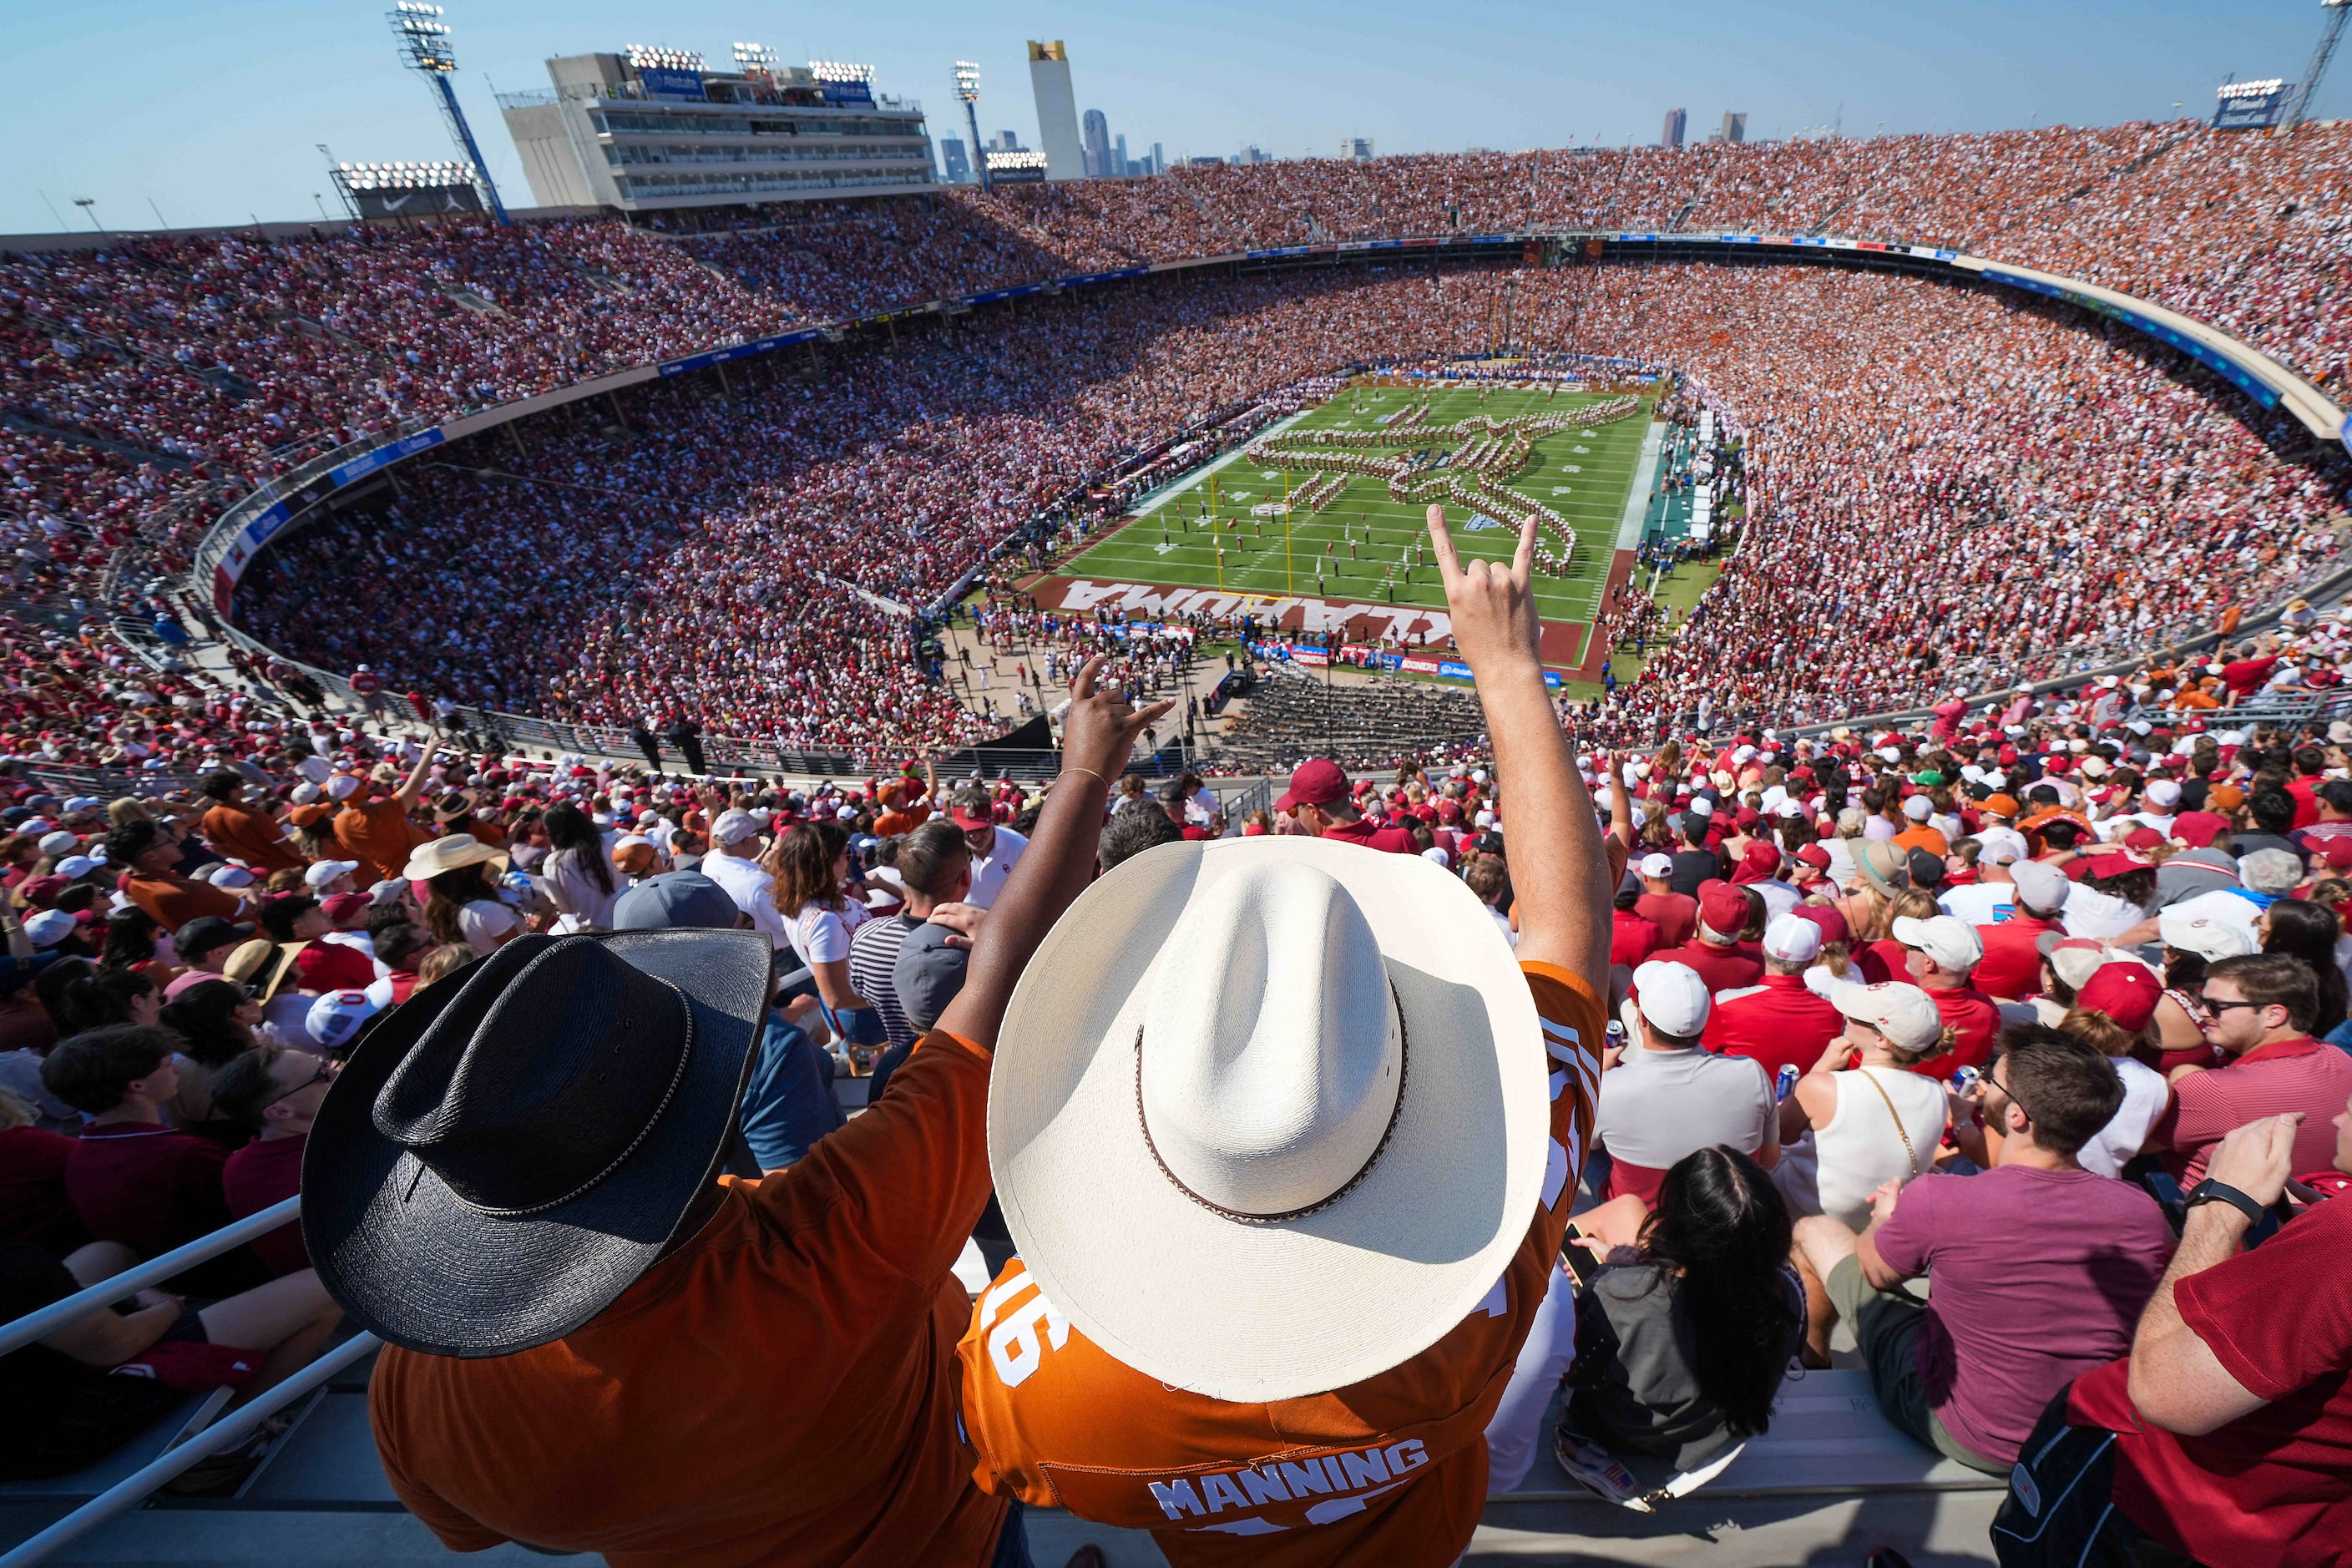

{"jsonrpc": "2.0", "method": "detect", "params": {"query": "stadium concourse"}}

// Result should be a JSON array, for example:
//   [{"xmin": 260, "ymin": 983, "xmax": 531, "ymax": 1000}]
[{"xmin": 3, "ymin": 118, "xmax": 2352, "ymax": 1567}]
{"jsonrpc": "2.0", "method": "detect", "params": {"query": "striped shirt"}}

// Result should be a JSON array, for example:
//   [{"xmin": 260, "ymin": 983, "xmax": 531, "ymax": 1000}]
[{"xmin": 848, "ymin": 914, "xmax": 923, "ymax": 1051}]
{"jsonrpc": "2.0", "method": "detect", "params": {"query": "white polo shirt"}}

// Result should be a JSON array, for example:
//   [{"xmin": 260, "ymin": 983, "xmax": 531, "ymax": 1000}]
[{"xmin": 964, "ymin": 827, "xmax": 1029, "ymax": 910}]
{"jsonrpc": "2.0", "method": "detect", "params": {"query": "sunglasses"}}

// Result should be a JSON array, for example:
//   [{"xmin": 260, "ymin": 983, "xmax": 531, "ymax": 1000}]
[
  {"xmin": 2196, "ymin": 994, "xmax": 2270, "ymax": 1014},
  {"xmin": 264, "ymin": 1055, "xmax": 336, "ymax": 1107}
]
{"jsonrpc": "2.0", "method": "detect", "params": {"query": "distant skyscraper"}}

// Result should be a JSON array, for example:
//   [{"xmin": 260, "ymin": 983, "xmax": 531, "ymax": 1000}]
[
  {"xmin": 1081, "ymin": 109, "xmax": 1113, "ymax": 178},
  {"xmin": 1113, "ymin": 132, "xmax": 1128, "ymax": 175},
  {"xmin": 1340, "ymin": 136, "xmax": 1373, "ymax": 160},
  {"xmin": 1151, "ymin": 141, "xmax": 1165, "ymax": 174},
  {"xmin": 1661, "ymin": 108, "xmax": 1687, "ymax": 148},
  {"xmin": 1027, "ymin": 41, "xmax": 1085, "ymax": 181},
  {"xmin": 994, "ymin": 130, "xmax": 1022, "ymax": 152},
  {"xmin": 1722, "ymin": 111, "xmax": 1747, "ymax": 144},
  {"xmin": 940, "ymin": 136, "xmax": 973, "ymax": 184}
]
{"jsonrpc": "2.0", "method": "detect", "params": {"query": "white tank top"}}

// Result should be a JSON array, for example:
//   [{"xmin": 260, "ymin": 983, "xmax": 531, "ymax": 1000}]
[{"xmin": 1773, "ymin": 1066, "xmax": 1950, "ymax": 1232}]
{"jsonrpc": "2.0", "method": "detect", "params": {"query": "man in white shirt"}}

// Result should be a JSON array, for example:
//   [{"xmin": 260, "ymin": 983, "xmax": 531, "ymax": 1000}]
[
  {"xmin": 1940, "ymin": 842, "xmax": 2021, "ymax": 926},
  {"xmin": 698, "ymin": 807, "xmax": 791, "ymax": 950},
  {"xmin": 948, "ymin": 788, "xmax": 1028, "ymax": 910}
]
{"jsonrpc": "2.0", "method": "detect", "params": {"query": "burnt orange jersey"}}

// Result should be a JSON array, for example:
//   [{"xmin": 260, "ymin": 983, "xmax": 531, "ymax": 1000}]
[{"xmin": 955, "ymin": 962, "xmax": 1603, "ymax": 1566}]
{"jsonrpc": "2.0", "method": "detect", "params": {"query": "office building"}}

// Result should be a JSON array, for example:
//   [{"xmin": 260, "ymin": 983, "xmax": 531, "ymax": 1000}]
[
  {"xmin": 1151, "ymin": 141, "xmax": 1166, "ymax": 174},
  {"xmin": 1027, "ymin": 41, "xmax": 1085, "ymax": 180},
  {"xmin": 939, "ymin": 136, "xmax": 972, "ymax": 184},
  {"xmin": 1082, "ymin": 109, "xmax": 1113, "ymax": 177},
  {"xmin": 1661, "ymin": 108, "xmax": 1686, "ymax": 148},
  {"xmin": 498, "ymin": 48, "xmax": 932, "ymax": 212},
  {"xmin": 1722, "ymin": 111, "xmax": 1747, "ymax": 144},
  {"xmin": 1340, "ymin": 136, "xmax": 1373, "ymax": 160},
  {"xmin": 1113, "ymin": 132, "xmax": 1129, "ymax": 175}
]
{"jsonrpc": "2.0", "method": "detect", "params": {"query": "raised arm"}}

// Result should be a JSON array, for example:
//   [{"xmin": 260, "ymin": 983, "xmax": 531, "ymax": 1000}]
[
  {"xmin": 1427, "ymin": 505, "xmax": 1610, "ymax": 982},
  {"xmin": 937, "ymin": 657, "xmax": 1171, "ymax": 1052},
  {"xmin": 395, "ymin": 731, "xmax": 442, "ymax": 812}
]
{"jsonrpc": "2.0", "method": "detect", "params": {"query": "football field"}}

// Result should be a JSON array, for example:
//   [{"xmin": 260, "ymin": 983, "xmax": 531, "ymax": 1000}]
[{"xmin": 1038, "ymin": 380, "xmax": 1653, "ymax": 672}]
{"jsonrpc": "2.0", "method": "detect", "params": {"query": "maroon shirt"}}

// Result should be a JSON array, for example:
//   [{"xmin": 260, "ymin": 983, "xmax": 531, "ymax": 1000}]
[
  {"xmin": 0, "ymin": 1125, "xmax": 87, "ymax": 1254},
  {"xmin": 65, "ymin": 1122, "xmax": 233, "ymax": 1257},
  {"xmin": 222, "ymin": 1133, "xmax": 308, "ymax": 1277},
  {"xmin": 1610, "ymin": 908, "xmax": 1662, "ymax": 968}
]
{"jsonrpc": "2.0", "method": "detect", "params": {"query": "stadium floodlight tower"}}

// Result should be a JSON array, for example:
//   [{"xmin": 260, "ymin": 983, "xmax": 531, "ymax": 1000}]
[
  {"xmin": 386, "ymin": 2, "xmax": 508, "ymax": 224},
  {"xmin": 954, "ymin": 61, "xmax": 989, "ymax": 191},
  {"xmin": 2285, "ymin": 0, "xmax": 2352, "ymax": 133}
]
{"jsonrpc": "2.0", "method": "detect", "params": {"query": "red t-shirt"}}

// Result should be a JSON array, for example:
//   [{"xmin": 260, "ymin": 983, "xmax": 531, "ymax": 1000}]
[
  {"xmin": 2221, "ymin": 655, "xmax": 2280, "ymax": 698},
  {"xmin": 1703, "ymin": 974, "xmax": 1844, "ymax": 1080},
  {"xmin": 1647, "ymin": 941, "xmax": 1763, "ymax": 996},
  {"xmin": 1609, "ymin": 908, "xmax": 1661, "ymax": 968},
  {"xmin": 1322, "ymin": 819, "xmax": 1418, "ymax": 854},
  {"xmin": 1634, "ymin": 890, "xmax": 1697, "ymax": 950},
  {"xmin": 0, "ymin": 1125, "xmax": 87, "ymax": 1254},
  {"xmin": 64, "ymin": 1122, "xmax": 232, "ymax": 1257},
  {"xmin": 221, "ymin": 1133, "xmax": 308, "ymax": 1277},
  {"xmin": 295, "ymin": 938, "xmax": 376, "ymax": 995},
  {"xmin": 1972, "ymin": 913, "xmax": 2061, "ymax": 1001},
  {"xmin": 1916, "ymin": 985, "xmax": 2002, "ymax": 1081},
  {"xmin": 2073, "ymin": 1196, "xmax": 2352, "ymax": 1567}
]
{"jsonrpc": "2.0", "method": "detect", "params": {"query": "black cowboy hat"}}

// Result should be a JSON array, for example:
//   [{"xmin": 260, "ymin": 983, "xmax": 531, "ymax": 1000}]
[{"xmin": 301, "ymin": 930, "xmax": 770, "ymax": 1358}]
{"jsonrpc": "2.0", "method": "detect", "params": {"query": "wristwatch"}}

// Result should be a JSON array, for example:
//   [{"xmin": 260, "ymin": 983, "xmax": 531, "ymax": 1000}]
[{"xmin": 2183, "ymin": 1179, "xmax": 2269, "ymax": 1226}]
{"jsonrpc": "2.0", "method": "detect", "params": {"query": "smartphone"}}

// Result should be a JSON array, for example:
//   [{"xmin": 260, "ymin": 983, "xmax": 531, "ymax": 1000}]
[{"xmin": 1561, "ymin": 1222, "xmax": 1601, "ymax": 1286}]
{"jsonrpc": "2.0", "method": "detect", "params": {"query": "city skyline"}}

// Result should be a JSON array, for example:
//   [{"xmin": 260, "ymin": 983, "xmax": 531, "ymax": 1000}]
[{"xmin": 6, "ymin": 0, "xmax": 2347, "ymax": 233}]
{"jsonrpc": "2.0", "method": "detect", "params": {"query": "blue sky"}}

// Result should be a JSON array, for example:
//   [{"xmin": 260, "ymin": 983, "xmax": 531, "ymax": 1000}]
[{"xmin": 7, "ymin": 0, "xmax": 2343, "ymax": 234}]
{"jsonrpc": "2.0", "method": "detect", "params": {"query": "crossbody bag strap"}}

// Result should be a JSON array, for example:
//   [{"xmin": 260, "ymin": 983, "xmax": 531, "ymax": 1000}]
[{"xmin": 1856, "ymin": 1067, "xmax": 1920, "ymax": 1178}]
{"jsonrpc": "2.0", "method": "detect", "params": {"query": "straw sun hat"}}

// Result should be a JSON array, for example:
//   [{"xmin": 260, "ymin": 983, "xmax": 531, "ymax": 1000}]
[{"xmin": 989, "ymin": 836, "xmax": 1547, "ymax": 1404}]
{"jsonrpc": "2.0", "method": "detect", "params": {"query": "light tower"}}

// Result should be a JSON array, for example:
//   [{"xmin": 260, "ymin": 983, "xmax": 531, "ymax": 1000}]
[
  {"xmin": 386, "ymin": 2, "xmax": 508, "ymax": 224},
  {"xmin": 2285, "ymin": 0, "xmax": 2352, "ymax": 132},
  {"xmin": 954, "ymin": 61, "xmax": 989, "ymax": 192}
]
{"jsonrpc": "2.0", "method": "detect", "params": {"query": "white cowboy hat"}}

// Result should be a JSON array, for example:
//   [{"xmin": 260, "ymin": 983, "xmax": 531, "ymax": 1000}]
[
  {"xmin": 989, "ymin": 837, "xmax": 1545, "ymax": 1404},
  {"xmin": 400, "ymin": 834, "xmax": 508, "ymax": 883}
]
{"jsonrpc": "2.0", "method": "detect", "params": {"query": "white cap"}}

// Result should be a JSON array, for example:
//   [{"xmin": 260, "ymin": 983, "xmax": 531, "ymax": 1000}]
[
  {"xmin": 1890, "ymin": 913, "xmax": 1984, "ymax": 974},
  {"xmin": 207, "ymin": 863, "xmax": 257, "ymax": 889},
  {"xmin": 1687, "ymin": 797, "xmax": 1715, "ymax": 819},
  {"xmin": 1631, "ymin": 960, "xmax": 1712, "ymax": 1038},
  {"xmin": 55, "ymin": 855, "xmax": 96, "ymax": 879},
  {"xmin": 1819, "ymin": 977, "xmax": 1945, "ymax": 1053},
  {"xmin": 367, "ymin": 878, "xmax": 409, "ymax": 907},
  {"xmin": 291, "ymin": 782, "xmax": 322, "ymax": 805},
  {"xmin": 22, "ymin": 910, "xmax": 75, "ymax": 948},
  {"xmin": 304, "ymin": 859, "xmax": 360, "ymax": 889},
  {"xmin": 326, "ymin": 776, "xmax": 362, "ymax": 800},
  {"xmin": 37, "ymin": 831, "xmax": 78, "ymax": 857},
  {"xmin": 1760, "ymin": 913, "xmax": 1822, "ymax": 964},
  {"xmin": 711, "ymin": 809, "xmax": 763, "ymax": 846},
  {"xmin": 1902, "ymin": 795, "xmax": 1933, "ymax": 822},
  {"xmin": 2158, "ymin": 906, "xmax": 2260, "ymax": 962},
  {"xmin": 2008, "ymin": 859, "xmax": 2071, "ymax": 918},
  {"xmin": 1639, "ymin": 852, "xmax": 1676, "ymax": 878},
  {"xmin": 306, "ymin": 987, "xmax": 385, "ymax": 1050},
  {"xmin": 2145, "ymin": 779, "xmax": 2182, "ymax": 808}
]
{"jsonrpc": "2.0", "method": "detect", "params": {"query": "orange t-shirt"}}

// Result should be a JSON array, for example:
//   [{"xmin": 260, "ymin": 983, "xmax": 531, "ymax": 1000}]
[
  {"xmin": 956, "ymin": 962, "xmax": 1604, "ymax": 1566},
  {"xmin": 1891, "ymin": 824, "xmax": 1950, "ymax": 859},
  {"xmin": 200, "ymin": 801, "xmax": 303, "ymax": 873},
  {"xmin": 874, "ymin": 803, "xmax": 931, "ymax": 837},
  {"xmin": 121, "ymin": 871, "xmax": 243, "ymax": 931},
  {"xmin": 370, "ymin": 1030, "xmax": 1009, "ymax": 1568},
  {"xmin": 334, "ymin": 797, "xmax": 431, "ymax": 883}
]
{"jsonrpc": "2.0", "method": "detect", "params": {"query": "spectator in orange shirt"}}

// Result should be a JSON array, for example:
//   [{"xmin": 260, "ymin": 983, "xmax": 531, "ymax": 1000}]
[
  {"xmin": 874, "ymin": 760, "xmax": 938, "ymax": 837},
  {"xmin": 197, "ymin": 771, "xmax": 303, "ymax": 875},
  {"xmin": 1892, "ymin": 794, "xmax": 1950, "ymax": 858},
  {"xmin": 109, "ymin": 818, "xmax": 243, "ymax": 931},
  {"xmin": 330, "ymin": 737, "xmax": 439, "ymax": 884},
  {"xmin": 957, "ymin": 505, "xmax": 1612, "ymax": 1565},
  {"xmin": 317, "ymin": 659, "xmax": 1167, "ymax": 1566}
]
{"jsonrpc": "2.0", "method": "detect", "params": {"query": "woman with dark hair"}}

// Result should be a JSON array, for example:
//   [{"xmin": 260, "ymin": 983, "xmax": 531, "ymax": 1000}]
[
  {"xmin": 2259, "ymin": 896, "xmax": 2352, "ymax": 1041},
  {"xmin": 99, "ymin": 908, "xmax": 169, "ymax": 979},
  {"xmin": 56, "ymin": 969, "xmax": 159, "ymax": 1037},
  {"xmin": 158, "ymin": 978, "xmax": 264, "ymax": 1145},
  {"xmin": 1559, "ymin": 1146, "xmax": 1804, "ymax": 1470},
  {"xmin": 540, "ymin": 802, "xmax": 619, "ymax": 933},
  {"xmin": 767, "ymin": 822, "xmax": 881, "ymax": 1060}
]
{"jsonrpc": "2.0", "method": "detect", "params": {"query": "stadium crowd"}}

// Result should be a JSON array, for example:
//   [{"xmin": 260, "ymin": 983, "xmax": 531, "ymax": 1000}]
[{"xmin": 0, "ymin": 508, "xmax": 2344, "ymax": 1568}]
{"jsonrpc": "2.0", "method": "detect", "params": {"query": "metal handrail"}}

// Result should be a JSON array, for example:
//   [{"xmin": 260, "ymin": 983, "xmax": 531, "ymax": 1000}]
[
  {"xmin": 0, "ymin": 1331, "xmax": 381, "ymax": 1568},
  {"xmin": 0, "ymin": 1196, "xmax": 301, "ymax": 1358}
]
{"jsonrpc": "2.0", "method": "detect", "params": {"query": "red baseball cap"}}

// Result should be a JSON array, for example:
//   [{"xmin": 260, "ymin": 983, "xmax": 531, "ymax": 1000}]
[
  {"xmin": 1275, "ymin": 759, "xmax": 1348, "ymax": 813},
  {"xmin": 1791, "ymin": 903, "xmax": 1848, "ymax": 945},
  {"xmin": 950, "ymin": 805, "xmax": 995, "ymax": 831},
  {"xmin": 2076, "ymin": 962, "xmax": 2160, "ymax": 1032},
  {"xmin": 1698, "ymin": 882, "xmax": 1751, "ymax": 938}
]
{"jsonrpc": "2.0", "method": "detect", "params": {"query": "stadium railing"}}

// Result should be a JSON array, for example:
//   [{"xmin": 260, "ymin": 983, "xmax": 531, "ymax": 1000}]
[{"xmin": 0, "ymin": 1196, "xmax": 381, "ymax": 1568}]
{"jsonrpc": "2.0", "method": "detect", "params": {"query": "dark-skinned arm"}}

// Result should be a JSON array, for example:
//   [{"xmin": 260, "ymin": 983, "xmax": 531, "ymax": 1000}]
[
  {"xmin": 1425, "ymin": 504, "xmax": 1611, "ymax": 982},
  {"xmin": 937, "ymin": 656, "xmax": 1173, "ymax": 1051}
]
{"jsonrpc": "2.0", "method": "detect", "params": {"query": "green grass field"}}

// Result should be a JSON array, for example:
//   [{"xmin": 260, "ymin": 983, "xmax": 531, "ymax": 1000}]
[{"xmin": 1059, "ymin": 381, "xmax": 1651, "ymax": 630}]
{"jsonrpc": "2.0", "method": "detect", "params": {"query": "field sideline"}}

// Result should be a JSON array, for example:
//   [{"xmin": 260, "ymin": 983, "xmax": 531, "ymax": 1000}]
[{"xmin": 1030, "ymin": 381, "xmax": 1651, "ymax": 673}]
